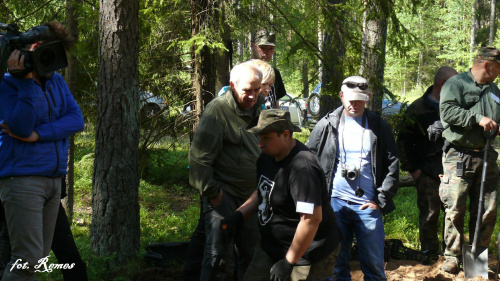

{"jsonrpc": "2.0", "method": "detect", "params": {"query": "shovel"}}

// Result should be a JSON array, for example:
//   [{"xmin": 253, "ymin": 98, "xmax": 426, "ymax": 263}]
[
  {"xmin": 463, "ymin": 127, "xmax": 497, "ymax": 279},
  {"xmin": 496, "ymin": 231, "xmax": 500, "ymax": 280}
]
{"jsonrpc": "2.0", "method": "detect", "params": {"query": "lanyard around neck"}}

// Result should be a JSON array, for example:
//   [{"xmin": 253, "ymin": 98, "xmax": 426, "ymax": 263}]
[{"xmin": 339, "ymin": 110, "xmax": 367, "ymax": 171}]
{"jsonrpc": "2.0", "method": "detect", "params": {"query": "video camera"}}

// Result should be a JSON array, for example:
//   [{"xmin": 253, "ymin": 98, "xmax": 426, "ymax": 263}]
[{"xmin": 0, "ymin": 23, "xmax": 68, "ymax": 79}]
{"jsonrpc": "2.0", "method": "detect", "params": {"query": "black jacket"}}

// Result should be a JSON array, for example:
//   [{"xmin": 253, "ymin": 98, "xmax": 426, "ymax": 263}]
[
  {"xmin": 397, "ymin": 86, "xmax": 443, "ymax": 177},
  {"xmin": 307, "ymin": 106, "xmax": 399, "ymax": 215}
]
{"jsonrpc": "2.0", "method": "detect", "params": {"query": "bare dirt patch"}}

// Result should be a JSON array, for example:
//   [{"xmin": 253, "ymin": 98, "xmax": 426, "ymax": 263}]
[
  {"xmin": 135, "ymin": 256, "xmax": 499, "ymax": 280},
  {"xmin": 347, "ymin": 256, "xmax": 498, "ymax": 281},
  {"xmin": 165, "ymin": 191, "xmax": 197, "ymax": 213}
]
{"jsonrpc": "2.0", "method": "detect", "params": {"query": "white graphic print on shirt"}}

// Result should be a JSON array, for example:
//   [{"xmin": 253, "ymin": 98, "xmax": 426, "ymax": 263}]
[{"xmin": 257, "ymin": 175, "xmax": 274, "ymax": 225}]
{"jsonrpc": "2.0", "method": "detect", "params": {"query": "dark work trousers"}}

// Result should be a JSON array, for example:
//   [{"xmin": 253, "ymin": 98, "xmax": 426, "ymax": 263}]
[
  {"xmin": 183, "ymin": 197, "xmax": 246, "ymax": 281},
  {"xmin": 200, "ymin": 191, "xmax": 259, "ymax": 281},
  {"xmin": 415, "ymin": 172, "xmax": 445, "ymax": 256},
  {"xmin": 0, "ymin": 203, "xmax": 88, "ymax": 280}
]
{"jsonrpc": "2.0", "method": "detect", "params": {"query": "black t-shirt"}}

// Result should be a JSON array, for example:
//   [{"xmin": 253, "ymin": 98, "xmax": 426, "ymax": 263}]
[
  {"xmin": 256, "ymin": 141, "xmax": 341, "ymax": 264},
  {"xmin": 265, "ymin": 67, "xmax": 287, "ymax": 109}
]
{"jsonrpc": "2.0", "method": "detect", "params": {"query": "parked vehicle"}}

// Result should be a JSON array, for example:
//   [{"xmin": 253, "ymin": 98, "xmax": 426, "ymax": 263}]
[
  {"xmin": 140, "ymin": 91, "xmax": 167, "ymax": 118},
  {"xmin": 279, "ymin": 93, "xmax": 307, "ymax": 127},
  {"xmin": 306, "ymin": 82, "xmax": 403, "ymax": 120},
  {"xmin": 381, "ymin": 96, "xmax": 403, "ymax": 116}
]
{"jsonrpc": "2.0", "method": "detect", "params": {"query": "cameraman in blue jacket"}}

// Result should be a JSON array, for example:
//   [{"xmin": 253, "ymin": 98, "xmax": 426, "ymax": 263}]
[{"xmin": 0, "ymin": 22, "xmax": 84, "ymax": 280}]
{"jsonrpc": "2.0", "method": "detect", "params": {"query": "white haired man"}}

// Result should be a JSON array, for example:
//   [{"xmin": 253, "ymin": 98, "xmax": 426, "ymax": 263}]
[{"xmin": 188, "ymin": 61, "xmax": 264, "ymax": 280}]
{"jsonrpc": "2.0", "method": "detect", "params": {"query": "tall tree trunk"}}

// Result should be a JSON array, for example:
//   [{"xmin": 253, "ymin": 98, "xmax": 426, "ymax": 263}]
[
  {"xmin": 91, "ymin": 0, "xmax": 140, "ymax": 265},
  {"xmin": 471, "ymin": 0, "xmax": 480, "ymax": 52},
  {"xmin": 490, "ymin": 0, "xmax": 496, "ymax": 46},
  {"xmin": 361, "ymin": 0, "xmax": 388, "ymax": 113},
  {"xmin": 317, "ymin": 4, "xmax": 323, "ymax": 83},
  {"xmin": 190, "ymin": 0, "xmax": 217, "ymax": 134},
  {"xmin": 320, "ymin": 0, "xmax": 345, "ymax": 116},
  {"xmin": 63, "ymin": 0, "xmax": 81, "ymax": 224},
  {"xmin": 215, "ymin": 4, "xmax": 231, "ymax": 93},
  {"xmin": 302, "ymin": 59, "xmax": 309, "ymax": 98}
]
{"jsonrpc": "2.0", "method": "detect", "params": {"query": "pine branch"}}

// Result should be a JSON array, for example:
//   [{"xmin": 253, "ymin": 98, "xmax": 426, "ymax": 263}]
[{"xmin": 15, "ymin": 0, "xmax": 55, "ymax": 23}]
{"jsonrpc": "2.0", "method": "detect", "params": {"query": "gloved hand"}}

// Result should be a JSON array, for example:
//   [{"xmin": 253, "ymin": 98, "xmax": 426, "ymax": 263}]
[
  {"xmin": 220, "ymin": 211, "xmax": 243, "ymax": 239},
  {"xmin": 270, "ymin": 258, "xmax": 294, "ymax": 281},
  {"xmin": 427, "ymin": 120, "xmax": 444, "ymax": 142}
]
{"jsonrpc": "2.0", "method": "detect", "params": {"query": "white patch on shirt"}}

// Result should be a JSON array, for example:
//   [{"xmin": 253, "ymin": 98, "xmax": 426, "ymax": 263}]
[
  {"xmin": 296, "ymin": 201, "xmax": 314, "ymax": 214},
  {"xmin": 491, "ymin": 92, "xmax": 500, "ymax": 104}
]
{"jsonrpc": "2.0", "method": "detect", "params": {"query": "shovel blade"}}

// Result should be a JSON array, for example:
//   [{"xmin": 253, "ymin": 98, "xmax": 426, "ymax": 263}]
[{"xmin": 463, "ymin": 245, "xmax": 488, "ymax": 279}]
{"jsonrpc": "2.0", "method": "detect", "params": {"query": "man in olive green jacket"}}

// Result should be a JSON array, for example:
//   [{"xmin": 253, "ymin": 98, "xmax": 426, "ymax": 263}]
[
  {"xmin": 439, "ymin": 47, "xmax": 500, "ymax": 274},
  {"xmin": 188, "ymin": 61, "xmax": 264, "ymax": 281}
]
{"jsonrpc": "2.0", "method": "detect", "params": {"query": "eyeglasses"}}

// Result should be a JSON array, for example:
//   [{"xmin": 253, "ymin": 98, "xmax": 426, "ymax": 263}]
[{"xmin": 343, "ymin": 82, "xmax": 369, "ymax": 90}]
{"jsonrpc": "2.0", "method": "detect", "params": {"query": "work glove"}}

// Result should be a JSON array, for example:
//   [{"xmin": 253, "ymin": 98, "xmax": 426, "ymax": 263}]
[
  {"xmin": 220, "ymin": 211, "xmax": 243, "ymax": 241},
  {"xmin": 427, "ymin": 120, "xmax": 444, "ymax": 142},
  {"xmin": 270, "ymin": 258, "xmax": 294, "ymax": 281}
]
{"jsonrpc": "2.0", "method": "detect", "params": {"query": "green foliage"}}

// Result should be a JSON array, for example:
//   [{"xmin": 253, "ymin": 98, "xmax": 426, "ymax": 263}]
[
  {"xmin": 140, "ymin": 147, "xmax": 189, "ymax": 186},
  {"xmin": 139, "ymin": 180, "xmax": 199, "ymax": 245},
  {"xmin": 138, "ymin": 0, "xmax": 191, "ymax": 99},
  {"xmin": 33, "ymin": 129, "xmax": 199, "ymax": 280},
  {"xmin": 294, "ymin": 128, "xmax": 312, "ymax": 144},
  {"xmin": 384, "ymin": 187, "xmax": 423, "ymax": 249},
  {"xmin": 0, "ymin": 0, "xmax": 65, "ymax": 27},
  {"xmin": 71, "ymin": 0, "xmax": 99, "ymax": 123},
  {"xmin": 385, "ymin": 0, "xmax": 489, "ymax": 98}
]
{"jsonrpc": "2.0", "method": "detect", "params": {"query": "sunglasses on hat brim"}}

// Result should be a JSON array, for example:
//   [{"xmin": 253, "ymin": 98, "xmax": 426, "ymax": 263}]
[{"xmin": 343, "ymin": 82, "xmax": 368, "ymax": 90}]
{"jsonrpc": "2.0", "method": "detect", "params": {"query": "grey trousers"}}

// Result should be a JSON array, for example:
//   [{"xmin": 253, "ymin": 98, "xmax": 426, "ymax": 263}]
[{"xmin": 0, "ymin": 176, "xmax": 61, "ymax": 280}]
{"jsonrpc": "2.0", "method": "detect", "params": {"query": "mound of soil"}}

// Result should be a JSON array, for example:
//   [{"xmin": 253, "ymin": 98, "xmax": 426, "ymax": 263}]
[
  {"xmin": 133, "ymin": 256, "xmax": 498, "ymax": 280},
  {"xmin": 357, "ymin": 256, "xmax": 497, "ymax": 281}
]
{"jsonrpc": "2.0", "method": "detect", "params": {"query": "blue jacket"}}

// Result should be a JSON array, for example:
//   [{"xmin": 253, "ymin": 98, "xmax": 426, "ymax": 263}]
[{"xmin": 0, "ymin": 72, "xmax": 84, "ymax": 177}]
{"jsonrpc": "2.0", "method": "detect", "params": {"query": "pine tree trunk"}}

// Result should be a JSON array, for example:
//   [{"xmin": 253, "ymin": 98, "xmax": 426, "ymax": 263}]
[
  {"xmin": 215, "ymin": 4, "xmax": 231, "ymax": 94},
  {"xmin": 320, "ymin": 0, "xmax": 345, "ymax": 116},
  {"xmin": 471, "ymin": 0, "xmax": 479, "ymax": 52},
  {"xmin": 490, "ymin": 0, "xmax": 496, "ymax": 46},
  {"xmin": 91, "ymin": 0, "xmax": 140, "ymax": 265},
  {"xmin": 302, "ymin": 59, "xmax": 309, "ymax": 98},
  {"xmin": 190, "ymin": 0, "xmax": 217, "ymax": 134},
  {"xmin": 361, "ymin": 0, "xmax": 388, "ymax": 113},
  {"xmin": 317, "ymin": 4, "xmax": 323, "ymax": 83},
  {"xmin": 63, "ymin": 0, "xmax": 81, "ymax": 224}
]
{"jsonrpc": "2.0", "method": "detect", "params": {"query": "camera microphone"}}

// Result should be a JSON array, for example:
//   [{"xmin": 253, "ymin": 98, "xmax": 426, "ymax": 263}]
[{"xmin": 10, "ymin": 26, "xmax": 55, "ymax": 45}]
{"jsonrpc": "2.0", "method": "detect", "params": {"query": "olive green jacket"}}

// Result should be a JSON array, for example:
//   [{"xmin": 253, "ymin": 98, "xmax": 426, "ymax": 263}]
[
  {"xmin": 189, "ymin": 88, "xmax": 264, "ymax": 200},
  {"xmin": 441, "ymin": 70, "xmax": 500, "ymax": 149}
]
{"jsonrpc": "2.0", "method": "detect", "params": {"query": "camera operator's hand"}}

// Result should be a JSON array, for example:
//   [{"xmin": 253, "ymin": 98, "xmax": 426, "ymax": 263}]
[
  {"xmin": 7, "ymin": 50, "xmax": 32, "ymax": 79},
  {"xmin": 0, "ymin": 122, "xmax": 39, "ymax": 142}
]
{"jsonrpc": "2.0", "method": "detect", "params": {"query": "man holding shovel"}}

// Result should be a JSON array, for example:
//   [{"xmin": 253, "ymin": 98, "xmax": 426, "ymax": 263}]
[{"xmin": 439, "ymin": 47, "xmax": 500, "ymax": 274}]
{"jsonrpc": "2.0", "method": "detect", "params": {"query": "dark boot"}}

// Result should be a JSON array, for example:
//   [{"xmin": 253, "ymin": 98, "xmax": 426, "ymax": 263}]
[{"xmin": 442, "ymin": 257, "xmax": 459, "ymax": 274}]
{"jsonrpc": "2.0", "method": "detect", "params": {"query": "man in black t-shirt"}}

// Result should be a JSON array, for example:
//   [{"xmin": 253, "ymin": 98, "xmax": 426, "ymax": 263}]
[
  {"xmin": 223, "ymin": 109, "xmax": 341, "ymax": 281},
  {"xmin": 251, "ymin": 30, "xmax": 287, "ymax": 108}
]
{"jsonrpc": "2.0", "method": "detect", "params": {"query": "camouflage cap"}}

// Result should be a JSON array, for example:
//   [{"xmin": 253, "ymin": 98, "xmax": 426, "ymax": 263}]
[
  {"xmin": 247, "ymin": 109, "xmax": 301, "ymax": 134},
  {"xmin": 254, "ymin": 30, "xmax": 276, "ymax": 46},
  {"xmin": 476, "ymin": 47, "xmax": 500, "ymax": 62}
]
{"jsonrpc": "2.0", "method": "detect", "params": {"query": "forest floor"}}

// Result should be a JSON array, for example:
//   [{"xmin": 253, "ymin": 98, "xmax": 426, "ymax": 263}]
[
  {"xmin": 130, "ymin": 173, "xmax": 500, "ymax": 281},
  {"xmin": 133, "ymin": 256, "xmax": 499, "ymax": 280},
  {"xmin": 366, "ymin": 257, "xmax": 496, "ymax": 281}
]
